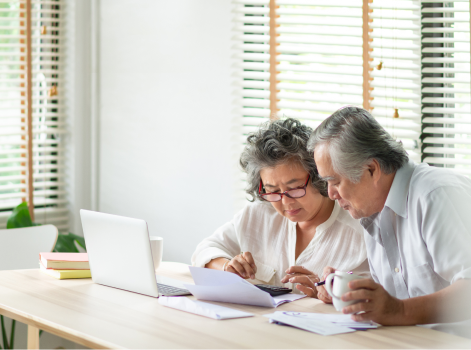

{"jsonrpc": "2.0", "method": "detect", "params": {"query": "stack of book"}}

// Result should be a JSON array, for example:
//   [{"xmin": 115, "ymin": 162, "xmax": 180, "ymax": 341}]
[{"xmin": 39, "ymin": 252, "xmax": 91, "ymax": 279}]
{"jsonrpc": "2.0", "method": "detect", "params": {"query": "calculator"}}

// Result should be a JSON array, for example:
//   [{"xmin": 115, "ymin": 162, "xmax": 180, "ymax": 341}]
[{"xmin": 255, "ymin": 284, "xmax": 292, "ymax": 296}]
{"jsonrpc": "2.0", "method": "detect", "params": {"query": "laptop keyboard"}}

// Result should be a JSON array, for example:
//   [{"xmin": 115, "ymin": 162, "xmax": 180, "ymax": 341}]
[{"xmin": 157, "ymin": 283, "xmax": 192, "ymax": 296}]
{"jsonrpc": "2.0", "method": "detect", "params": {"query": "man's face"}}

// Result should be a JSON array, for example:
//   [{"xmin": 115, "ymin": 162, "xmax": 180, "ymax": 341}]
[{"xmin": 314, "ymin": 144, "xmax": 379, "ymax": 219}]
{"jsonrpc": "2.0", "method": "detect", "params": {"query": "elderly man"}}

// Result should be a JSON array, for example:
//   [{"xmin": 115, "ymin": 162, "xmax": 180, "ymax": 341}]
[{"xmin": 308, "ymin": 106, "xmax": 471, "ymax": 337}]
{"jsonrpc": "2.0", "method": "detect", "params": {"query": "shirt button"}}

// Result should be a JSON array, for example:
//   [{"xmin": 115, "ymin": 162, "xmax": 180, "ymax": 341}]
[{"xmin": 395, "ymin": 267, "xmax": 400, "ymax": 273}]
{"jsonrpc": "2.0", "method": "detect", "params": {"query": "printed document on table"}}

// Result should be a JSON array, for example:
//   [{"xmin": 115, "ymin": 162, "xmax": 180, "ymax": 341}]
[
  {"xmin": 184, "ymin": 267, "xmax": 305, "ymax": 308},
  {"xmin": 290, "ymin": 312, "xmax": 380, "ymax": 329},
  {"xmin": 159, "ymin": 296, "xmax": 254, "ymax": 320},
  {"xmin": 263, "ymin": 311, "xmax": 379, "ymax": 336}
]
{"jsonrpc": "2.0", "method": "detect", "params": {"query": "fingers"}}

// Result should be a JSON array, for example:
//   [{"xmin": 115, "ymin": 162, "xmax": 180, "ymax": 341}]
[
  {"xmin": 316, "ymin": 286, "xmax": 332, "ymax": 304},
  {"xmin": 285, "ymin": 265, "xmax": 313, "ymax": 275},
  {"xmin": 229, "ymin": 257, "xmax": 255, "ymax": 279},
  {"xmin": 282, "ymin": 265, "xmax": 318, "ymax": 284},
  {"xmin": 225, "ymin": 265, "xmax": 243, "ymax": 278},
  {"xmin": 322, "ymin": 266, "xmax": 336, "ymax": 280},
  {"xmin": 351, "ymin": 312, "xmax": 373, "ymax": 322},
  {"xmin": 242, "ymin": 252, "xmax": 257, "ymax": 273},
  {"xmin": 288, "ymin": 275, "xmax": 318, "ymax": 289},
  {"xmin": 342, "ymin": 289, "xmax": 374, "ymax": 302},
  {"xmin": 342, "ymin": 301, "xmax": 374, "ymax": 315},
  {"xmin": 348, "ymin": 278, "xmax": 378, "ymax": 291},
  {"xmin": 281, "ymin": 272, "xmax": 318, "ymax": 284},
  {"xmin": 296, "ymin": 284, "xmax": 317, "ymax": 298}
]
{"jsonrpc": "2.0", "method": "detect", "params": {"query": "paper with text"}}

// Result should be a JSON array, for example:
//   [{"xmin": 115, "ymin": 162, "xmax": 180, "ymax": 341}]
[
  {"xmin": 185, "ymin": 267, "xmax": 305, "ymax": 308},
  {"xmin": 263, "ymin": 311, "xmax": 379, "ymax": 336}
]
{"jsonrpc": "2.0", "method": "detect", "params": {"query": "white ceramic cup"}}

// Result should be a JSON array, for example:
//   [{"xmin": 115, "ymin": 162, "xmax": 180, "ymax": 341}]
[
  {"xmin": 324, "ymin": 271, "xmax": 364, "ymax": 312},
  {"xmin": 149, "ymin": 236, "xmax": 163, "ymax": 271}
]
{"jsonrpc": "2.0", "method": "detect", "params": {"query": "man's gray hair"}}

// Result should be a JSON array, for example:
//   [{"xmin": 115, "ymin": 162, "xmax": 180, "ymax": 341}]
[
  {"xmin": 240, "ymin": 118, "xmax": 327, "ymax": 201},
  {"xmin": 307, "ymin": 106, "xmax": 409, "ymax": 183}
]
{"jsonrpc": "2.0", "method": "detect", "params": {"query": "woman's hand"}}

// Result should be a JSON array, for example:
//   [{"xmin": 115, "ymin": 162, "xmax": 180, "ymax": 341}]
[
  {"xmin": 281, "ymin": 266, "xmax": 319, "ymax": 298},
  {"xmin": 225, "ymin": 252, "xmax": 257, "ymax": 279},
  {"xmin": 317, "ymin": 266, "xmax": 336, "ymax": 304}
]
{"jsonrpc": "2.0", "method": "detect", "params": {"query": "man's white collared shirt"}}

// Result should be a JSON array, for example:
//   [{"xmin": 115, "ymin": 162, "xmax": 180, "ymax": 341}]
[
  {"xmin": 360, "ymin": 161, "xmax": 471, "ymax": 299},
  {"xmin": 360, "ymin": 160, "xmax": 471, "ymax": 336}
]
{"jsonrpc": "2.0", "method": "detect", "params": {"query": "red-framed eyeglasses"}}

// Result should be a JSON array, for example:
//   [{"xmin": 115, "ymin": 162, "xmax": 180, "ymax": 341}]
[{"xmin": 258, "ymin": 175, "xmax": 310, "ymax": 202}]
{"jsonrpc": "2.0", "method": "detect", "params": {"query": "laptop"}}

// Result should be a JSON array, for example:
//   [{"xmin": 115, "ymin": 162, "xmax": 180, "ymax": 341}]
[{"xmin": 80, "ymin": 209, "xmax": 191, "ymax": 297}]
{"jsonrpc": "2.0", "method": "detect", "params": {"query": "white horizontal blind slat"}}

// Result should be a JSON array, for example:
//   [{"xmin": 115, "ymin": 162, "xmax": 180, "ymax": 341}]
[
  {"xmin": 0, "ymin": 0, "xmax": 68, "ymax": 229},
  {"xmin": 275, "ymin": 1, "xmax": 363, "ymax": 129},
  {"xmin": 232, "ymin": 0, "xmax": 271, "ymax": 206},
  {"xmin": 0, "ymin": 0, "xmax": 28, "ymax": 208},
  {"xmin": 421, "ymin": 1, "xmax": 471, "ymax": 176},
  {"xmin": 234, "ymin": 0, "xmax": 270, "ymax": 133},
  {"xmin": 369, "ymin": 0, "xmax": 422, "ymax": 162}
]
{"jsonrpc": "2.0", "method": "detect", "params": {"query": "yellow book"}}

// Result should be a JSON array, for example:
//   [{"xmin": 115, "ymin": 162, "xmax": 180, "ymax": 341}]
[{"xmin": 39, "ymin": 262, "xmax": 91, "ymax": 280}]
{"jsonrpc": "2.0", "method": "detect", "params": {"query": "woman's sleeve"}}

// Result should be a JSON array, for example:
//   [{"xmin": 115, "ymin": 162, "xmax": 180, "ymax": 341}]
[{"xmin": 191, "ymin": 218, "xmax": 242, "ymax": 268}]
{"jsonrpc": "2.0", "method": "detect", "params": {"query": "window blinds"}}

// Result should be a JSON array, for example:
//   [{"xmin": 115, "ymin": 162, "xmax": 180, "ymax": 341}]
[
  {"xmin": 368, "ymin": 0, "xmax": 423, "ymax": 163},
  {"xmin": 421, "ymin": 0, "xmax": 471, "ymax": 175},
  {"xmin": 233, "ymin": 0, "xmax": 270, "ymax": 204},
  {"xmin": 276, "ymin": 0, "xmax": 364, "ymax": 129},
  {"xmin": 234, "ymin": 0, "xmax": 365, "ymax": 136},
  {"xmin": 234, "ymin": 0, "xmax": 271, "ymax": 146},
  {"xmin": 233, "ymin": 0, "xmax": 471, "ymax": 187},
  {"xmin": 0, "ymin": 0, "xmax": 68, "ymax": 230}
]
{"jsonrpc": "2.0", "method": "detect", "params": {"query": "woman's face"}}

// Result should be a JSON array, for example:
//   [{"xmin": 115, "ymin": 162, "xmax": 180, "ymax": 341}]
[{"xmin": 259, "ymin": 161, "xmax": 325, "ymax": 223}]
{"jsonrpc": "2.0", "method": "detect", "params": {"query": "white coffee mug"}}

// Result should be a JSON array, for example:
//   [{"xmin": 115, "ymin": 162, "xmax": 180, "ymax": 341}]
[
  {"xmin": 324, "ymin": 271, "xmax": 364, "ymax": 312},
  {"xmin": 149, "ymin": 236, "xmax": 163, "ymax": 271}
]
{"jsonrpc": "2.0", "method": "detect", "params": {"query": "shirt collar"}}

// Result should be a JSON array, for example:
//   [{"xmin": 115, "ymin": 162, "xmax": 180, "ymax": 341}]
[
  {"xmin": 360, "ymin": 212, "xmax": 380, "ymax": 230},
  {"xmin": 383, "ymin": 159, "xmax": 416, "ymax": 218}
]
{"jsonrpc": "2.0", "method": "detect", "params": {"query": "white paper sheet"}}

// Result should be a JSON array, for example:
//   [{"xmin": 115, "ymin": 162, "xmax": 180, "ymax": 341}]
[
  {"xmin": 272, "ymin": 293, "xmax": 306, "ymax": 304},
  {"xmin": 158, "ymin": 296, "xmax": 254, "ymax": 320},
  {"xmin": 185, "ymin": 267, "xmax": 306, "ymax": 308},
  {"xmin": 263, "ymin": 311, "xmax": 379, "ymax": 336},
  {"xmin": 264, "ymin": 312, "xmax": 355, "ymax": 336}
]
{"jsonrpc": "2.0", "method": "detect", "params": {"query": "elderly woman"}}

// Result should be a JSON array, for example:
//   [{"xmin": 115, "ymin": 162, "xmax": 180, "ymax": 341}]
[{"xmin": 192, "ymin": 118, "xmax": 369, "ymax": 297}]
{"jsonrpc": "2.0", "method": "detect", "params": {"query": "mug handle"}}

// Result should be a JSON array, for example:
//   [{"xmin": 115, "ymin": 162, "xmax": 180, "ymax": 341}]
[{"xmin": 324, "ymin": 273, "xmax": 343, "ymax": 299}]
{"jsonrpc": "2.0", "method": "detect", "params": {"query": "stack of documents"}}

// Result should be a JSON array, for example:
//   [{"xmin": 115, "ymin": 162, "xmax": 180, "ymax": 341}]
[
  {"xmin": 264, "ymin": 311, "xmax": 379, "ymax": 336},
  {"xmin": 39, "ymin": 253, "xmax": 91, "ymax": 279},
  {"xmin": 159, "ymin": 296, "xmax": 254, "ymax": 320},
  {"xmin": 185, "ymin": 267, "xmax": 305, "ymax": 308}
]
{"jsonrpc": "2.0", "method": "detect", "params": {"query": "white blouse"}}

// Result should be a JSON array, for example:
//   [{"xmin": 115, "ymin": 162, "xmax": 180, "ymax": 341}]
[{"xmin": 192, "ymin": 201, "xmax": 370, "ymax": 292}]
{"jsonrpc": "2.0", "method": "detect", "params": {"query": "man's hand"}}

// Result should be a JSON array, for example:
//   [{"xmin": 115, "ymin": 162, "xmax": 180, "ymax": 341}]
[
  {"xmin": 281, "ymin": 266, "xmax": 319, "ymax": 298},
  {"xmin": 225, "ymin": 252, "xmax": 257, "ymax": 279},
  {"xmin": 341, "ymin": 278, "xmax": 405, "ymax": 325},
  {"xmin": 317, "ymin": 266, "xmax": 336, "ymax": 304}
]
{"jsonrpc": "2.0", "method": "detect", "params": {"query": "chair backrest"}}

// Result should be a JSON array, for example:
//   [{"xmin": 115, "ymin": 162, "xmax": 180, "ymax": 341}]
[{"xmin": 0, "ymin": 225, "xmax": 58, "ymax": 270}]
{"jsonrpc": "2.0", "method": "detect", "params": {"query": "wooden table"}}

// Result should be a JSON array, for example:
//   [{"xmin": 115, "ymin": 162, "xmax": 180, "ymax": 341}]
[{"xmin": 0, "ymin": 262, "xmax": 470, "ymax": 349}]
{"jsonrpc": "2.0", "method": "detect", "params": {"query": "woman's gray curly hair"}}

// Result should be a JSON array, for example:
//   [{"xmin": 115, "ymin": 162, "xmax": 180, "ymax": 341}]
[{"xmin": 240, "ymin": 118, "xmax": 328, "ymax": 201}]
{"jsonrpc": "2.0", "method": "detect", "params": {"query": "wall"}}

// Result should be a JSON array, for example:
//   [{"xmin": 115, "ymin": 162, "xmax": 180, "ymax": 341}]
[{"xmin": 96, "ymin": 0, "xmax": 238, "ymax": 264}]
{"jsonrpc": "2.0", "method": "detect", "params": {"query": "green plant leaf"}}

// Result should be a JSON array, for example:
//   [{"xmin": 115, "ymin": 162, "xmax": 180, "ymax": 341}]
[
  {"xmin": 7, "ymin": 204, "xmax": 86, "ymax": 254},
  {"xmin": 6, "ymin": 202, "xmax": 36, "ymax": 229},
  {"xmin": 9, "ymin": 320, "xmax": 14, "ymax": 350},
  {"xmin": 68, "ymin": 233, "xmax": 86, "ymax": 250},
  {"xmin": 53, "ymin": 234, "xmax": 79, "ymax": 253},
  {"xmin": 53, "ymin": 233, "xmax": 86, "ymax": 253},
  {"xmin": 0, "ymin": 316, "xmax": 8, "ymax": 349}
]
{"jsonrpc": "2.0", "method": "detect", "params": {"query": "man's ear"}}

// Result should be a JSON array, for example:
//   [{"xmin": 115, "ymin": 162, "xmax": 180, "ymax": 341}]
[{"xmin": 367, "ymin": 159, "xmax": 381, "ymax": 183}]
